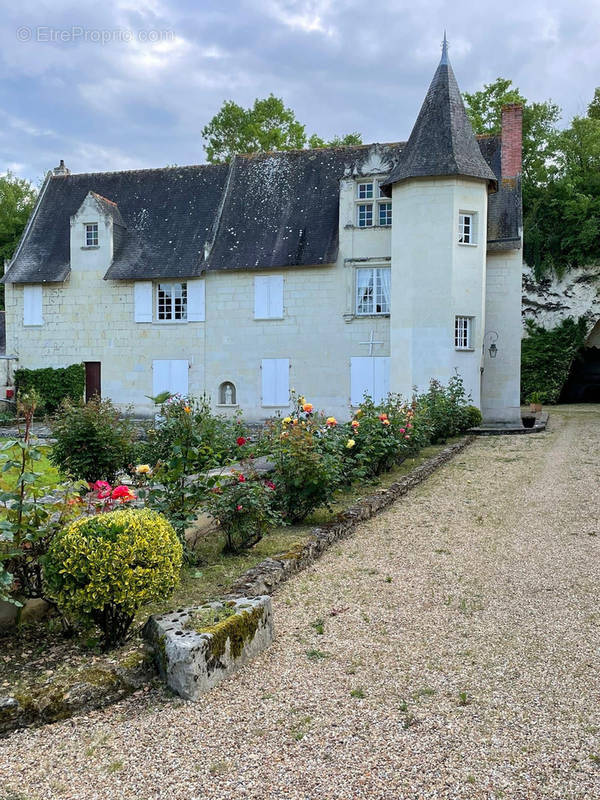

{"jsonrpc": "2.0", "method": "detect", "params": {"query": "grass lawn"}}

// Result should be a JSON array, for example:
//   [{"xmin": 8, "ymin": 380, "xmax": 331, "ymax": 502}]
[{"xmin": 0, "ymin": 439, "xmax": 62, "ymax": 491}]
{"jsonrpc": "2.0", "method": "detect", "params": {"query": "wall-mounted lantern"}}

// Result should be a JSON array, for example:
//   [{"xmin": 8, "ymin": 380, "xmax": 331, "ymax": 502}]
[{"xmin": 485, "ymin": 331, "xmax": 499, "ymax": 359}]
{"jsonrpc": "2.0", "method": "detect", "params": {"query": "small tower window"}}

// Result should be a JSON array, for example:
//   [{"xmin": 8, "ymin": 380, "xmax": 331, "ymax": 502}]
[
  {"xmin": 85, "ymin": 223, "xmax": 98, "ymax": 247},
  {"xmin": 455, "ymin": 316, "xmax": 474, "ymax": 350},
  {"xmin": 458, "ymin": 212, "xmax": 477, "ymax": 245},
  {"xmin": 219, "ymin": 381, "xmax": 236, "ymax": 405}
]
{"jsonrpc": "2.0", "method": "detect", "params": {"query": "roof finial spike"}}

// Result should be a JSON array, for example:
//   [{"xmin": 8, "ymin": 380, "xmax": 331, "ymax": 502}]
[{"xmin": 440, "ymin": 30, "xmax": 449, "ymax": 65}]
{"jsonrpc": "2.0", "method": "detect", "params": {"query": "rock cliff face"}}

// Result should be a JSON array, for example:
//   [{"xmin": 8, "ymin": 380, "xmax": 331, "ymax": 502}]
[{"xmin": 522, "ymin": 265, "xmax": 600, "ymax": 344}]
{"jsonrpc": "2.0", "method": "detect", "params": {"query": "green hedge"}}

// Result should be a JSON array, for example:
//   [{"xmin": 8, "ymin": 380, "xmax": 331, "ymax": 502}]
[
  {"xmin": 521, "ymin": 317, "xmax": 587, "ymax": 404},
  {"xmin": 14, "ymin": 363, "xmax": 85, "ymax": 412}
]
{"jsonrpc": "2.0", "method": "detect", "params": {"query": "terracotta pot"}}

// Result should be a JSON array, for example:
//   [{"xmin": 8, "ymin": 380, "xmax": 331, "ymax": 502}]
[{"xmin": 530, "ymin": 403, "xmax": 542, "ymax": 413}]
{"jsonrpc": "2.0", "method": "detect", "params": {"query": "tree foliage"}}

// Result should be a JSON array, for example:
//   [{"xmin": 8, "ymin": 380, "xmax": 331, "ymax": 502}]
[
  {"xmin": 520, "ymin": 317, "xmax": 588, "ymax": 403},
  {"xmin": 202, "ymin": 94, "xmax": 362, "ymax": 163},
  {"xmin": 464, "ymin": 78, "xmax": 600, "ymax": 277},
  {"xmin": 0, "ymin": 172, "xmax": 36, "ymax": 265},
  {"xmin": 463, "ymin": 77, "xmax": 560, "ymax": 192}
]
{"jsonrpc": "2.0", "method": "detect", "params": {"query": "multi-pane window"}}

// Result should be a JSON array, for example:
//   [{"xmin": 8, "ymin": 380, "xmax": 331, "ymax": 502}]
[
  {"xmin": 379, "ymin": 202, "xmax": 392, "ymax": 226},
  {"xmin": 455, "ymin": 316, "xmax": 473, "ymax": 349},
  {"xmin": 356, "ymin": 180, "xmax": 392, "ymax": 227},
  {"xmin": 458, "ymin": 213, "xmax": 476, "ymax": 244},
  {"xmin": 85, "ymin": 223, "xmax": 98, "ymax": 247},
  {"xmin": 157, "ymin": 282, "xmax": 187, "ymax": 321},
  {"xmin": 357, "ymin": 204, "xmax": 373, "ymax": 227},
  {"xmin": 356, "ymin": 267, "xmax": 391, "ymax": 315}
]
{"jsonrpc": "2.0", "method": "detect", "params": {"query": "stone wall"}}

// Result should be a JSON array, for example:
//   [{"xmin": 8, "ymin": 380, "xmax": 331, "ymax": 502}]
[{"xmin": 522, "ymin": 264, "xmax": 600, "ymax": 341}]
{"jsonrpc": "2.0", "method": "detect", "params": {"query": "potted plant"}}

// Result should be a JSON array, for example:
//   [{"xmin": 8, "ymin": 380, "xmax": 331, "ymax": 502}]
[{"xmin": 528, "ymin": 391, "xmax": 543, "ymax": 414}]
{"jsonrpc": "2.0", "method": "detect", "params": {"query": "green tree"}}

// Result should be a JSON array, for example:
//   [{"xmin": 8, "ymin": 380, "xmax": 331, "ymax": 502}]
[
  {"xmin": 0, "ymin": 172, "xmax": 36, "ymax": 264},
  {"xmin": 202, "ymin": 95, "xmax": 363, "ymax": 163},
  {"xmin": 462, "ymin": 77, "xmax": 561, "ymax": 189},
  {"xmin": 202, "ymin": 95, "xmax": 307, "ymax": 163},
  {"xmin": 0, "ymin": 172, "xmax": 36, "ymax": 309},
  {"xmin": 587, "ymin": 87, "xmax": 600, "ymax": 120},
  {"xmin": 307, "ymin": 132, "xmax": 363, "ymax": 148}
]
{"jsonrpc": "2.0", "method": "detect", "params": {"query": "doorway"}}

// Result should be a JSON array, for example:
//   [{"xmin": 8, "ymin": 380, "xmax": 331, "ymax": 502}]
[{"xmin": 84, "ymin": 362, "xmax": 101, "ymax": 402}]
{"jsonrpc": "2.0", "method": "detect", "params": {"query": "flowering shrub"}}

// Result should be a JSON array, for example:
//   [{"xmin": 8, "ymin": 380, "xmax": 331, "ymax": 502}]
[
  {"xmin": 0, "ymin": 389, "xmax": 81, "ymax": 618},
  {"xmin": 339, "ymin": 394, "xmax": 419, "ymax": 480},
  {"xmin": 50, "ymin": 396, "xmax": 135, "ymax": 482},
  {"xmin": 137, "ymin": 394, "xmax": 250, "ymax": 473},
  {"xmin": 203, "ymin": 473, "xmax": 282, "ymax": 553},
  {"xmin": 415, "ymin": 375, "xmax": 471, "ymax": 443},
  {"xmin": 45, "ymin": 509, "xmax": 182, "ymax": 648},
  {"xmin": 83, "ymin": 480, "xmax": 136, "ymax": 513},
  {"xmin": 264, "ymin": 397, "xmax": 343, "ymax": 523}
]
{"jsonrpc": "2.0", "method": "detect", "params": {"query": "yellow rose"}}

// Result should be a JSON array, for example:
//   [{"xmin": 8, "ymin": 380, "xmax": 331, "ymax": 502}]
[
  {"xmin": 346, "ymin": 439, "xmax": 355, "ymax": 449},
  {"xmin": 135, "ymin": 464, "xmax": 151, "ymax": 474},
  {"xmin": 326, "ymin": 416, "xmax": 337, "ymax": 426},
  {"xmin": 282, "ymin": 416, "xmax": 292, "ymax": 425}
]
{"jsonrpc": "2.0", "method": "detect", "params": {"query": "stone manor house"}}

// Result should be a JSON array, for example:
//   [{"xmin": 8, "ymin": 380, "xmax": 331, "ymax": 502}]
[{"xmin": 2, "ymin": 42, "xmax": 523, "ymax": 422}]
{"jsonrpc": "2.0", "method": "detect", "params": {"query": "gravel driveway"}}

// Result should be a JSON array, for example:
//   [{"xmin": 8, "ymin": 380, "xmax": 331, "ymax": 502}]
[{"xmin": 2, "ymin": 405, "xmax": 599, "ymax": 800}]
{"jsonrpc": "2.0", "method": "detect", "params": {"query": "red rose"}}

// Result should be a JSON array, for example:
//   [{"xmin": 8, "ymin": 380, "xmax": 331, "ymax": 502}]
[
  {"xmin": 265, "ymin": 481, "xmax": 276, "ymax": 490},
  {"xmin": 236, "ymin": 504, "xmax": 243, "ymax": 511},
  {"xmin": 112, "ymin": 485, "xmax": 134, "ymax": 500},
  {"xmin": 238, "ymin": 474, "xmax": 246, "ymax": 483},
  {"xmin": 236, "ymin": 437, "xmax": 247, "ymax": 446}
]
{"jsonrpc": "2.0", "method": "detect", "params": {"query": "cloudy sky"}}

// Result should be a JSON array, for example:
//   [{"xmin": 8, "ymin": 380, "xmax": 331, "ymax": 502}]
[{"xmin": 1, "ymin": 0, "xmax": 599, "ymax": 183}]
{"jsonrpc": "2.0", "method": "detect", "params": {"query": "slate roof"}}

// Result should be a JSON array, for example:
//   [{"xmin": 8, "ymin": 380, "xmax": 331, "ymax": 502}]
[
  {"xmin": 382, "ymin": 43, "xmax": 496, "ymax": 189},
  {"xmin": 204, "ymin": 145, "xmax": 402, "ymax": 271},
  {"xmin": 3, "ymin": 165, "xmax": 229, "ymax": 283},
  {"xmin": 3, "ymin": 131, "xmax": 521, "ymax": 284}
]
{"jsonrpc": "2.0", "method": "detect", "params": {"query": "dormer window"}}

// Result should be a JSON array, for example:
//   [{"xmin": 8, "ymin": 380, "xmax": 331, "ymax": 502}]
[
  {"xmin": 356, "ymin": 180, "xmax": 392, "ymax": 227},
  {"xmin": 85, "ymin": 223, "xmax": 98, "ymax": 247},
  {"xmin": 157, "ymin": 282, "xmax": 187, "ymax": 321}
]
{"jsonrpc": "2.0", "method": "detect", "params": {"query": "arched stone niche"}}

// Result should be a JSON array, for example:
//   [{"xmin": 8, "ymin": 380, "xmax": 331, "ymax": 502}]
[{"xmin": 219, "ymin": 381, "xmax": 237, "ymax": 405}]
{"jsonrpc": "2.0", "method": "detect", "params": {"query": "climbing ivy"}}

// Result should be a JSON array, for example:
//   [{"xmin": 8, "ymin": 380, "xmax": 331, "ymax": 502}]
[
  {"xmin": 521, "ymin": 317, "xmax": 587, "ymax": 403},
  {"xmin": 14, "ymin": 363, "xmax": 85, "ymax": 412}
]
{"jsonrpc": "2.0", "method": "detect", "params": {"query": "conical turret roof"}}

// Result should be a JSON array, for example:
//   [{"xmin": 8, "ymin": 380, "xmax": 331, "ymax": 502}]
[{"xmin": 383, "ymin": 37, "xmax": 496, "ymax": 189}]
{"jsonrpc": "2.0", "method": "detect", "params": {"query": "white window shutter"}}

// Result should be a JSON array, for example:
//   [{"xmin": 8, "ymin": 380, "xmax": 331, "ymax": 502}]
[
  {"xmin": 262, "ymin": 358, "xmax": 289, "ymax": 405},
  {"xmin": 254, "ymin": 277, "xmax": 269, "ymax": 319},
  {"xmin": 261, "ymin": 358, "xmax": 276, "ymax": 405},
  {"xmin": 275, "ymin": 358, "xmax": 289, "ymax": 405},
  {"xmin": 351, "ymin": 357, "xmax": 390, "ymax": 405},
  {"xmin": 350, "ymin": 357, "xmax": 373, "ymax": 406},
  {"xmin": 373, "ymin": 357, "xmax": 390, "ymax": 404},
  {"xmin": 23, "ymin": 285, "xmax": 43, "ymax": 326},
  {"xmin": 268, "ymin": 275, "xmax": 284, "ymax": 317},
  {"xmin": 134, "ymin": 281, "xmax": 152, "ymax": 323},
  {"xmin": 153, "ymin": 360, "xmax": 189, "ymax": 397},
  {"xmin": 187, "ymin": 279, "xmax": 205, "ymax": 322}
]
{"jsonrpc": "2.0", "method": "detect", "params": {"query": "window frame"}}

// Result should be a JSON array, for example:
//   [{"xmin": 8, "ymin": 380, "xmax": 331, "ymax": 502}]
[
  {"xmin": 454, "ymin": 315, "xmax": 474, "ymax": 350},
  {"xmin": 458, "ymin": 212, "xmax": 477, "ymax": 246},
  {"xmin": 84, "ymin": 222, "xmax": 99, "ymax": 248},
  {"xmin": 156, "ymin": 281, "xmax": 188, "ymax": 323},
  {"xmin": 355, "ymin": 179, "xmax": 392, "ymax": 227},
  {"xmin": 355, "ymin": 266, "xmax": 391, "ymax": 316}
]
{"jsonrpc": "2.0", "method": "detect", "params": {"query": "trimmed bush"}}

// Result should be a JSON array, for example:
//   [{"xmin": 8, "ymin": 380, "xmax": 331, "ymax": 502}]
[
  {"xmin": 50, "ymin": 396, "xmax": 135, "ymax": 482},
  {"xmin": 45, "ymin": 509, "xmax": 183, "ymax": 648},
  {"xmin": 14, "ymin": 364, "xmax": 84, "ymax": 412},
  {"xmin": 464, "ymin": 405, "xmax": 483, "ymax": 428}
]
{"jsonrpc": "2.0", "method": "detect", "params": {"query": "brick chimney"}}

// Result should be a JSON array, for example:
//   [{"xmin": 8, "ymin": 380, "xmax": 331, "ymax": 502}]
[{"xmin": 501, "ymin": 104, "xmax": 523, "ymax": 178}]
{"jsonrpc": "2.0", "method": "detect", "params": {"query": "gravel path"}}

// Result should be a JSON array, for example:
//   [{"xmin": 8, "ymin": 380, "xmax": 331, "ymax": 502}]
[{"xmin": 2, "ymin": 405, "xmax": 600, "ymax": 800}]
